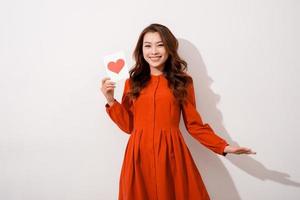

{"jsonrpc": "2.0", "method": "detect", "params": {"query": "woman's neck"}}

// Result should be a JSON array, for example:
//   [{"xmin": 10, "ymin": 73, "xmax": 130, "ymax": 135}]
[{"xmin": 150, "ymin": 66, "xmax": 164, "ymax": 75}]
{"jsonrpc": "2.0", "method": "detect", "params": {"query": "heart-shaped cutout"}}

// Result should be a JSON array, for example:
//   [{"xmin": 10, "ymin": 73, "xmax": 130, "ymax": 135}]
[{"xmin": 107, "ymin": 59, "xmax": 125, "ymax": 74}]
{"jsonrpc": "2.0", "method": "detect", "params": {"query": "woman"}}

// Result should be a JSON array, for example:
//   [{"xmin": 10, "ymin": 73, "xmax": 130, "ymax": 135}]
[{"xmin": 101, "ymin": 23, "xmax": 256, "ymax": 200}]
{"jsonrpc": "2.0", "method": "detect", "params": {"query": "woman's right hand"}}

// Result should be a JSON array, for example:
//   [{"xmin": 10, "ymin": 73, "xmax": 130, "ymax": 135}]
[{"xmin": 101, "ymin": 77, "xmax": 116, "ymax": 105}]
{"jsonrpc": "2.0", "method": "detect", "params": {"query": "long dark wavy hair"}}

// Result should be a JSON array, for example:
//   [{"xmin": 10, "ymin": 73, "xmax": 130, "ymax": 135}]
[{"xmin": 128, "ymin": 23, "xmax": 192, "ymax": 105}]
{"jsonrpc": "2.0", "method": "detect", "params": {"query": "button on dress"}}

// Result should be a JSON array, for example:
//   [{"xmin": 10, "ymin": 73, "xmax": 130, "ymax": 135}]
[{"xmin": 105, "ymin": 74, "xmax": 229, "ymax": 200}]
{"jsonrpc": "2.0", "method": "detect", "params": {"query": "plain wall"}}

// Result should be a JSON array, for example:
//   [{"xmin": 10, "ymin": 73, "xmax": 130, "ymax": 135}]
[{"xmin": 1, "ymin": 0, "xmax": 299, "ymax": 199}]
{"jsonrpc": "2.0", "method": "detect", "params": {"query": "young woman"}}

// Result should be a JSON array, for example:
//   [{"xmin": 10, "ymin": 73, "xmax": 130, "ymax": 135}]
[{"xmin": 101, "ymin": 23, "xmax": 256, "ymax": 200}]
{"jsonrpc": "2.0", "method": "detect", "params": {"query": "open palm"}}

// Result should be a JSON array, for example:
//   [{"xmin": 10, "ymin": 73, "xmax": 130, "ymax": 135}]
[{"xmin": 224, "ymin": 146, "xmax": 256, "ymax": 155}]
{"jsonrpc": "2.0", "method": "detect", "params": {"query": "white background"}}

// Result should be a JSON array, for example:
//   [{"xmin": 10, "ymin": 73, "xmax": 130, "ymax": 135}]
[{"xmin": 1, "ymin": 0, "xmax": 299, "ymax": 199}]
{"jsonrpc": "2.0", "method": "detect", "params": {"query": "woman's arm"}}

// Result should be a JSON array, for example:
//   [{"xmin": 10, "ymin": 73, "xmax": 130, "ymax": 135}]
[
  {"xmin": 105, "ymin": 78, "xmax": 134, "ymax": 134},
  {"xmin": 181, "ymin": 78, "xmax": 229, "ymax": 156},
  {"xmin": 182, "ymin": 77, "xmax": 256, "ymax": 156}
]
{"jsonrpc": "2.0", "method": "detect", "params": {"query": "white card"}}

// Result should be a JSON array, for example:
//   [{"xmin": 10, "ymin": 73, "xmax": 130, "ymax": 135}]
[{"xmin": 103, "ymin": 51, "xmax": 129, "ymax": 82}]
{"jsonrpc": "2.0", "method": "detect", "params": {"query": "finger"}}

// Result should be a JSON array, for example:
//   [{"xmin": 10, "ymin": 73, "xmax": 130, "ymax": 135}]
[
  {"xmin": 241, "ymin": 149, "xmax": 256, "ymax": 154},
  {"xmin": 105, "ymin": 81, "xmax": 116, "ymax": 87},
  {"xmin": 106, "ymin": 85, "xmax": 116, "ymax": 89},
  {"xmin": 101, "ymin": 83, "xmax": 115, "ymax": 91},
  {"xmin": 237, "ymin": 150, "xmax": 247, "ymax": 154},
  {"xmin": 102, "ymin": 77, "xmax": 116, "ymax": 85},
  {"xmin": 236, "ymin": 149, "xmax": 250, "ymax": 154},
  {"xmin": 102, "ymin": 77, "xmax": 111, "ymax": 85},
  {"xmin": 106, "ymin": 86, "xmax": 115, "ymax": 91},
  {"xmin": 249, "ymin": 150, "xmax": 257, "ymax": 154},
  {"xmin": 106, "ymin": 82, "xmax": 116, "ymax": 86},
  {"xmin": 238, "ymin": 147, "xmax": 250, "ymax": 153},
  {"xmin": 106, "ymin": 86, "xmax": 115, "ymax": 89},
  {"xmin": 243, "ymin": 148, "xmax": 256, "ymax": 154}
]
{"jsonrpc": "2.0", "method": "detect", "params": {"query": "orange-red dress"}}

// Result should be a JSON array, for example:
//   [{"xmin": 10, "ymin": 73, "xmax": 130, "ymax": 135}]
[{"xmin": 105, "ymin": 74, "xmax": 229, "ymax": 200}]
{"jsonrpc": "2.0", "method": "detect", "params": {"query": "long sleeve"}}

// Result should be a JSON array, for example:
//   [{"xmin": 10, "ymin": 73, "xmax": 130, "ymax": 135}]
[
  {"xmin": 105, "ymin": 78, "xmax": 133, "ymax": 134},
  {"xmin": 181, "ymin": 78, "xmax": 229, "ymax": 156}
]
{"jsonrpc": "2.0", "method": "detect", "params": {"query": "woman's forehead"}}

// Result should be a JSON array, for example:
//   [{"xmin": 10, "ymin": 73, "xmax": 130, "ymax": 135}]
[{"xmin": 143, "ymin": 32, "xmax": 163, "ymax": 43}]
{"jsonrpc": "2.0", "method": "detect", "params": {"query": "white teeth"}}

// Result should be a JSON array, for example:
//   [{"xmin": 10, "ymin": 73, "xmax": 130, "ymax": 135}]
[{"xmin": 150, "ymin": 57, "xmax": 161, "ymax": 61}]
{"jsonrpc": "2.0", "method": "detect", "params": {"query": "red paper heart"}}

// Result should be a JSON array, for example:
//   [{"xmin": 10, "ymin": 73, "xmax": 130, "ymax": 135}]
[{"xmin": 107, "ymin": 59, "xmax": 125, "ymax": 74}]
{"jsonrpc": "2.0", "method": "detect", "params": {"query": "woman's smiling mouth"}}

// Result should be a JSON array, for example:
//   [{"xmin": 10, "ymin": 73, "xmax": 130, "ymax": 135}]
[{"xmin": 150, "ymin": 56, "xmax": 162, "ymax": 61}]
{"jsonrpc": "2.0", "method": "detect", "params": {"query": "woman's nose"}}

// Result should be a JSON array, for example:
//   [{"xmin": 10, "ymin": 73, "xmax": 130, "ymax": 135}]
[{"xmin": 151, "ymin": 47, "xmax": 158, "ymax": 54}]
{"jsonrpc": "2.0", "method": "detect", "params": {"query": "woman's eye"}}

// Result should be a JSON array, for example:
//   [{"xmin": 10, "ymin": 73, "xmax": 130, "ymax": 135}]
[{"xmin": 144, "ymin": 44, "xmax": 164, "ymax": 47}]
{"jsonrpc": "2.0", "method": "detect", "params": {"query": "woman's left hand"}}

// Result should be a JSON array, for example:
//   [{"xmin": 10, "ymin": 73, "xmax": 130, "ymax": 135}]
[{"xmin": 224, "ymin": 145, "xmax": 256, "ymax": 155}]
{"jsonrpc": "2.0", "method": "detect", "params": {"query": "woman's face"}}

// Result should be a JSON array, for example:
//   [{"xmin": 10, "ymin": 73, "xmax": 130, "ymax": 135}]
[{"xmin": 142, "ymin": 32, "xmax": 168, "ymax": 72}]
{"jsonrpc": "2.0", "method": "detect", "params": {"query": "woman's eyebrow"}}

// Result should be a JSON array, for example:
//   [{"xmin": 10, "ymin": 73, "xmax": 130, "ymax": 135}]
[{"xmin": 144, "ymin": 41, "xmax": 163, "ymax": 44}]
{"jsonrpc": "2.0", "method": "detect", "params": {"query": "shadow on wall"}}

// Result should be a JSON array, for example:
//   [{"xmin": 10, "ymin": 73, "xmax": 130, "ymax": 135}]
[{"xmin": 177, "ymin": 38, "xmax": 300, "ymax": 200}]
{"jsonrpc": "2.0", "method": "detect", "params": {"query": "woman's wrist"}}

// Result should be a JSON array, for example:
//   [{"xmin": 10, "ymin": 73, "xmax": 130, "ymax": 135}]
[
  {"xmin": 107, "ymin": 98, "xmax": 115, "ymax": 106},
  {"xmin": 224, "ymin": 145, "xmax": 229, "ymax": 153}
]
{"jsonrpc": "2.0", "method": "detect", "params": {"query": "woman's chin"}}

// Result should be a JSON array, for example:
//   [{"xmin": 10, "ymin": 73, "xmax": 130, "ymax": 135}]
[{"xmin": 149, "ymin": 63, "xmax": 163, "ymax": 68}]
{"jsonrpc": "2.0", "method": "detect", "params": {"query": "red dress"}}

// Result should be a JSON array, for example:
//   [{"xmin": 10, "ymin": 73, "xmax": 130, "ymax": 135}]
[{"xmin": 105, "ymin": 74, "xmax": 229, "ymax": 200}]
